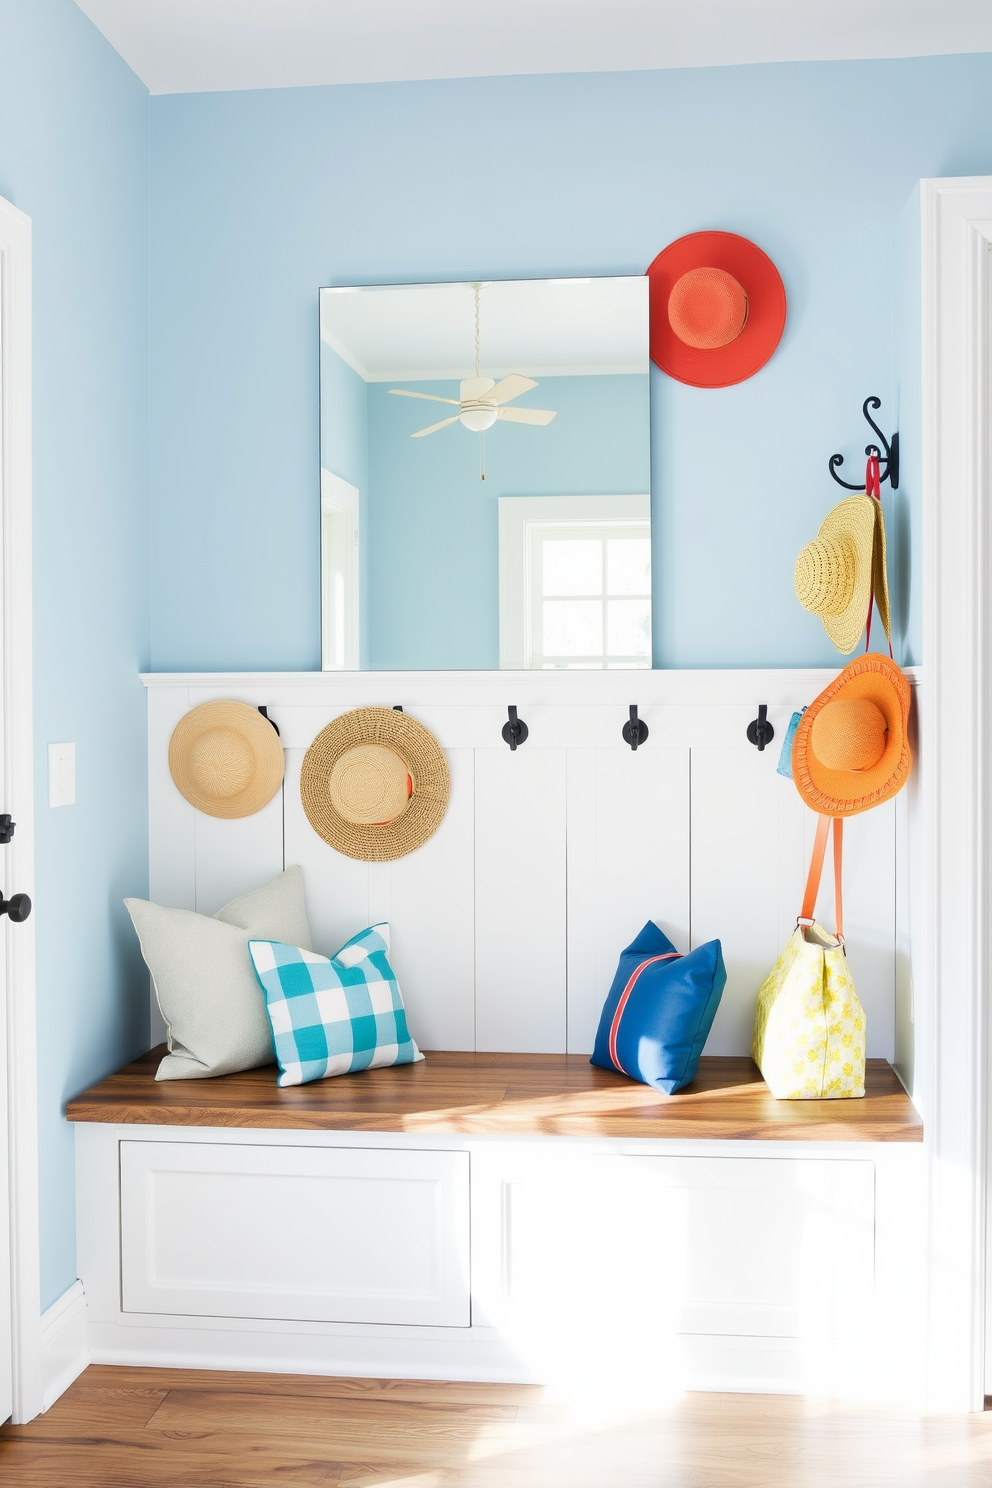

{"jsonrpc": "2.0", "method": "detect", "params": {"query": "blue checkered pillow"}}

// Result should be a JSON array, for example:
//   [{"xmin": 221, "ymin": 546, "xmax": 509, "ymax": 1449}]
[{"xmin": 247, "ymin": 924, "xmax": 424, "ymax": 1087}]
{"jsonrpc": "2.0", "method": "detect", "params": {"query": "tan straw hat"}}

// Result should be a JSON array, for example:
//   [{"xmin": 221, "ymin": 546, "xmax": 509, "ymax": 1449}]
[
  {"xmin": 870, "ymin": 497, "xmax": 891, "ymax": 644},
  {"xmin": 794, "ymin": 494, "xmax": 876, "ymax": 654},
  {"xmin": 301, "ymin": 707, "xmax": 450, "ymax": 862},
  {"xmin": 169, "ymin": 701, "xmax": 284, "ymax": 819}
]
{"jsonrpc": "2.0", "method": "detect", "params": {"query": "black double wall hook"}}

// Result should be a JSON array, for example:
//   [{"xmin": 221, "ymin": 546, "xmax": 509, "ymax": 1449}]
[
  {"xmin": 828, "ymin": 396, "xmax": 900, "ymax": 491},
  {"xmin": 747, "ymin": 704, "xmax": 775, "ymax": 752},
  {"xmin": 502, "ymin": 705, "xmax": 528, "ymax": 751},
  {"xmin": 622, "ymin": 705, "xmax": 649, "ymax": 751}
]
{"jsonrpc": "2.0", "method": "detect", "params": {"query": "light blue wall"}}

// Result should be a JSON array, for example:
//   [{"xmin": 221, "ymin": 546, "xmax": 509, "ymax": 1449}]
[
  {"xmin": 149, "ymin": 54, "xmax": 992, "ymax": 672},
  {"xmin": 895, "ymin": 185, "xmax": 923, "ymax": 667},
  {"xmin": 0, "ymin": 0, "xmax": 150, "ymax": 1308},
  {"xmin": 364, "ymin": 374, "xmax": 649, "ymax": 669},
  {"xmin": 319, "ymin": 342, "xmax": 369, "ymax": 662}
]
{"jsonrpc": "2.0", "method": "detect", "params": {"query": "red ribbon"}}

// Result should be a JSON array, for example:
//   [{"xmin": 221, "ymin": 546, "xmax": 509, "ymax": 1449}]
[{"xmin": 864, "ymin": 453, "xmax": 892, "ymax": 658}]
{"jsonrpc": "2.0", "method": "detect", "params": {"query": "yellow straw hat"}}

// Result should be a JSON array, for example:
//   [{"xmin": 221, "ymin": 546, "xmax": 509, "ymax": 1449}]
[
  {"xmin": 169, "ymin": 701, "xmax": 285, "ymax": 819},
  {"xmin": 794, "ymin": 494, "xmax": 876, "ymax": 654},
  {"xmin": 870, "ymin": 497, "xmax": 891, "ymax": 644},
  {"xmin": 301, "ymin": 707, "xmax": 450, "ymax": 862}
]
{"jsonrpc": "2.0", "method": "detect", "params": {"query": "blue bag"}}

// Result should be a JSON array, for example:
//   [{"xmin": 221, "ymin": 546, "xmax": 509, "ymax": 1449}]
[
  {"xmin": 590, "ymin": 921, "xmax": 726, "ymax": 1094},
  {"xmin": 776, "ymin": 707, "xmax": 806, "ymax": 779}
]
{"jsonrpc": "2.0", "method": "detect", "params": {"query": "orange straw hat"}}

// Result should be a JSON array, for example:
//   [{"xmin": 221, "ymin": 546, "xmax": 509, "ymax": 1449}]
[{"xmin": 793, "ymin": 655, "xmax": 912, "ymax": 818}]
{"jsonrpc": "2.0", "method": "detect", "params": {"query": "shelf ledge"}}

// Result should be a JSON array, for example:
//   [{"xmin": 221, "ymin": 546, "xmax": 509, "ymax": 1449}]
[{"xmin": 66, "ymin": 1050, "xmax": 922, "ymax": 1143}]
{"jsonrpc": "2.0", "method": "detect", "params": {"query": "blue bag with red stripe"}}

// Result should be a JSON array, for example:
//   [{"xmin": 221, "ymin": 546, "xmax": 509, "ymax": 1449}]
[{"xmin": 590, "ymin": 922, "xmax": 726, "ymax": 1093}]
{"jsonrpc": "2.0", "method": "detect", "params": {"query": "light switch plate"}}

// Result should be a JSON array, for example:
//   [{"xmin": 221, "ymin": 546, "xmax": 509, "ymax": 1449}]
[{"xmin": 48, "ymin": 742, "xmax": 75, "ymax": 807}]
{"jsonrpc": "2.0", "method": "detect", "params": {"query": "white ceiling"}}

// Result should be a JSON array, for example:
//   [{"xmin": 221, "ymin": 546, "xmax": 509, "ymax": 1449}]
[
  {"xmin": 72, "ymin": 0, "xmax": 992, "ymax": 96},
  {"xmin": 319, "ymin": 278, "xmax": 648, "ymax": 382}
]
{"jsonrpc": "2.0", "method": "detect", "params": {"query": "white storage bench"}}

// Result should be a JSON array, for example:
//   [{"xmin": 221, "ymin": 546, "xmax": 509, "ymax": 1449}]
[{"xmin": 69, "ymin": 1050, "xmax": 926, "ymax": 1401}]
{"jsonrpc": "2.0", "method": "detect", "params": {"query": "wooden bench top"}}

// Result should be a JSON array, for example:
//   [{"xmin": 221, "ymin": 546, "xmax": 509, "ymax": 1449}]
[{"xmin": 66, "ymin": 1048, "xmax": 922, "ymax": 1143}]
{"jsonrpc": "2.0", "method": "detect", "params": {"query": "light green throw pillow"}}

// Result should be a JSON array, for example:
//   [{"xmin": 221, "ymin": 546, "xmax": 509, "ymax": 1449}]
[{"xmin": 125, "ymin": 866, "xmax": 312, "ymax": 1081}]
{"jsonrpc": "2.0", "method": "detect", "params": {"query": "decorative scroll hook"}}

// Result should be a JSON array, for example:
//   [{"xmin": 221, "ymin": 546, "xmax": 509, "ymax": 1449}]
[{"xmin": 828, "ymin": 396, "xmax": 900, "ymax": 491}]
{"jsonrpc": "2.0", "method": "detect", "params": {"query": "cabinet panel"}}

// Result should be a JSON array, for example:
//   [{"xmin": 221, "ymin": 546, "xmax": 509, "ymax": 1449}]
[
  {"xmin": 473, "ymin": 1148, "xmax": 873, "ymax": 1354},
  {"xmin": 121, "ymin": 1142, "xmax": 471, "ymax": 1327}
]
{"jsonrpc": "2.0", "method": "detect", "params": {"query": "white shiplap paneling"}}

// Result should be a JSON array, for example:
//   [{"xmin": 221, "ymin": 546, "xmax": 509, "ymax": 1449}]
[
  {"xmin": 193, "ymin": 787, "xmax": 284, "ymax": 917},
  {"xmin": 144, "ymin": 671, "xmax": 902, "ymax": 1062},
  {"xmin": 475, "ymin": 746, "xmax": 567, "ymax": 1053},
  {"xmin": 689, "ymin": 744, "xmax": 807, "ymax": 1057},
  {"xmin": 283, "ymin": 747, "xmax": 370, "ymax": 956},
  {"xmin": 565, "ymin": 746, "xmax": 689, "ymax": 1054},
  {"xmin": 372, "ymin": 748, "xmax": 476, "ymax": 1052}
]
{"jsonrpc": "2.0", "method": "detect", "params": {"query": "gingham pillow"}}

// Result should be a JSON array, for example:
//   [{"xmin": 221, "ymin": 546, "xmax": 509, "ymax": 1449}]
[{"xmin": 247, "ymin": 924, "xmax": 424, "ymax": 1087}]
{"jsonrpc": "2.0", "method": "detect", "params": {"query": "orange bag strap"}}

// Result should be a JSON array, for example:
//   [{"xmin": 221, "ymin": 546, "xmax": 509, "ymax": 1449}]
[{"xmin": 799, "ymin": 813, "xmax": 844, "ymax": 940}]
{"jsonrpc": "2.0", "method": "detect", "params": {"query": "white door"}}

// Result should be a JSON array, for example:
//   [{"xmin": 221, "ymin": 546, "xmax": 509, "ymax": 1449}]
[
  {"xmin": 0, "ymin": 203, "xmax": 12, "ymax": 1425},
  {"xmin": 0, "ymin": 195, "xmax": 37, "ymax": 1426}
]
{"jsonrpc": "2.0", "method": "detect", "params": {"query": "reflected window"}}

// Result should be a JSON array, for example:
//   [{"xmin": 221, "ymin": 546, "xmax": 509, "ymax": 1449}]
[{"xmin": 499, "ymin": 496, "xmax": 651, "ymax": 669}]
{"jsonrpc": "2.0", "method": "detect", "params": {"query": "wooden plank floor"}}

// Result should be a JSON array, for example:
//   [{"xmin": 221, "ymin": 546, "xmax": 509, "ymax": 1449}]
[
  {"xmin": 65, "ymin": 1048, "xmax": 922, "ymax": 1142},
  {"xmin": 2, "ymin": 1366, "xmax": 992, "ymax": 1487}
]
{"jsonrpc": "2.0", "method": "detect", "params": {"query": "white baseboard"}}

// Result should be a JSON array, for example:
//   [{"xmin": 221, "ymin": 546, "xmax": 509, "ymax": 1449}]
[
  {"xmin": 85, "ymin": 1318, "xmax": 904, "ymax": 1401},
  {"xmin": 40, "ymin": 1281, "xmax": 89, "ymax": 1411}
]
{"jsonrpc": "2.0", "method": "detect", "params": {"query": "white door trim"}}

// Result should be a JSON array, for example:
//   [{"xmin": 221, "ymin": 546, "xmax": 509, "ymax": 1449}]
[
  {"xmin": 920, "ymin": 176, "xmax": 992, "ymax": 1411},
  {"xmin": 0, "ymin": 195, "xmax": 41, "ymax": 1424}
]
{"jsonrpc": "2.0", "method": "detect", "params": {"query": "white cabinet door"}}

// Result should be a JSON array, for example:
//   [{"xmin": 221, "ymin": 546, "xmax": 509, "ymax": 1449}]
[
  {"xmin": 121, "ymin": 1142, "xmax": 471, "ymax": 1327},
  {"xmin": 473, "ymin": 1148, "xmax": 874, "ymax": 1352}
]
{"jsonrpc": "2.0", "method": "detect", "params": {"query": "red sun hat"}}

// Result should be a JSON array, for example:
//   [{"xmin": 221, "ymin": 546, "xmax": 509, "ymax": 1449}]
[{"xmin": 647, "ymin": 231, "xmax": 787, "ymax": 388}]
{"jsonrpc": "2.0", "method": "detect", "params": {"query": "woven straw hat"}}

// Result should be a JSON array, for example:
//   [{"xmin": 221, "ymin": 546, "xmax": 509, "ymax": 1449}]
[
  {"xmin": 793, "ymin": 654, "xmax": 912, "ymax": 817},
  {"xmin": 169, "ymin": 701, "xmax": 284, "ymax": 819},
  {"xmin": 794, "ymin": 494, "xmax": 876, "ymax": 654},
  {"xmin": 301, "ymin": 707, "xmax": 450, "ymax": 862},
  {"xmin": 870, "ymin": 497, "xmax": 891, "ymax": 643}
]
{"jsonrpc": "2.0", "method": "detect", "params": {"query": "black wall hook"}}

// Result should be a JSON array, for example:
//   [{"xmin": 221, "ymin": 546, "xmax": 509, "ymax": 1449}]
[
  {"xmin": 502, "ymin": 705, "xmax": 528, "ymax": 751},
  {"xmin": 622, "ymin": 705, "xmax": 649, "ymax": 751},
  {"xmin": 0, "ymin": 890, "xmax": 30, "ymax": 923},
  {"xmin": 257, "ymin": 705, "xmax": 280, "ymax": 737},
  {"xmin": 828, "ymin": 396, "xmax": 900, "ymax": 491},
  {"xmin": 747, "ymin": 704, "xmax": 775, "ymax": 752}
]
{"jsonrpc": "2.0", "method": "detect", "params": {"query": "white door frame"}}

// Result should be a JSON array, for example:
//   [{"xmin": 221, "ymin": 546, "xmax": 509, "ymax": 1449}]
[
  {"xmin": 0, "ymin": 196, "xmax": 41, "ymax": 1424},
  {"xmin": 0, "ymin": 179, "xmax": 987, "ymax": 1419},
  {"xmin": 920, "ymin": 176, "xmax": 992, "ymax": 1411}
]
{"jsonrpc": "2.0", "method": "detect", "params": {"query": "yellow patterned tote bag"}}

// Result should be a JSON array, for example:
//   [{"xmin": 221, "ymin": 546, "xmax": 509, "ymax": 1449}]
[{"xmin": 751, "ymin": 814, "xmax": 866, "ymax": 1099}]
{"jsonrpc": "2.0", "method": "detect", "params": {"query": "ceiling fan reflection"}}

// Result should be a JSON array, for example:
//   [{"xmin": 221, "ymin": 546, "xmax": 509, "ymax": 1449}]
[{"xmin": 388, "ymin": 374, "xmax": 557, "ymax": 438}]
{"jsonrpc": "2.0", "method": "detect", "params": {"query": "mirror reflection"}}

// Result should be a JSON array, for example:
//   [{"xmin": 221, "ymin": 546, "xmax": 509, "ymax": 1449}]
[{"xmin": 319, "ymin": 276, "xmax": 651, "ymax": 670}]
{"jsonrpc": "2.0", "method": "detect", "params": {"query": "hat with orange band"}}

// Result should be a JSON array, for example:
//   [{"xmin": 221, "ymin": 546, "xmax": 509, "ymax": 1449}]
[
  {"xmin": 792, "ymin": 654, "xmax": 912, "ymax": 818},
  {"xmin": 647, "ymin": 231, "xmax": 787, "ymax": 387},
  {"xmin": 300, "ymin": 706, "xmax": 450, "ymax": 862}
]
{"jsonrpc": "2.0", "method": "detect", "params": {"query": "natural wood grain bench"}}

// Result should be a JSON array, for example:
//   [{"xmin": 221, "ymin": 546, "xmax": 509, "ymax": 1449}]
[{"xmin": 67, "ymin": 1048, "xmax": 921, "ymax": 1142}]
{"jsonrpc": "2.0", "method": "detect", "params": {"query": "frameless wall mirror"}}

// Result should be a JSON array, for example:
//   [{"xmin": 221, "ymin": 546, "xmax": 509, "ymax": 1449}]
[{"xmin": 319, "ymin": 276, "xmax": 651, "ymax": 670}]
